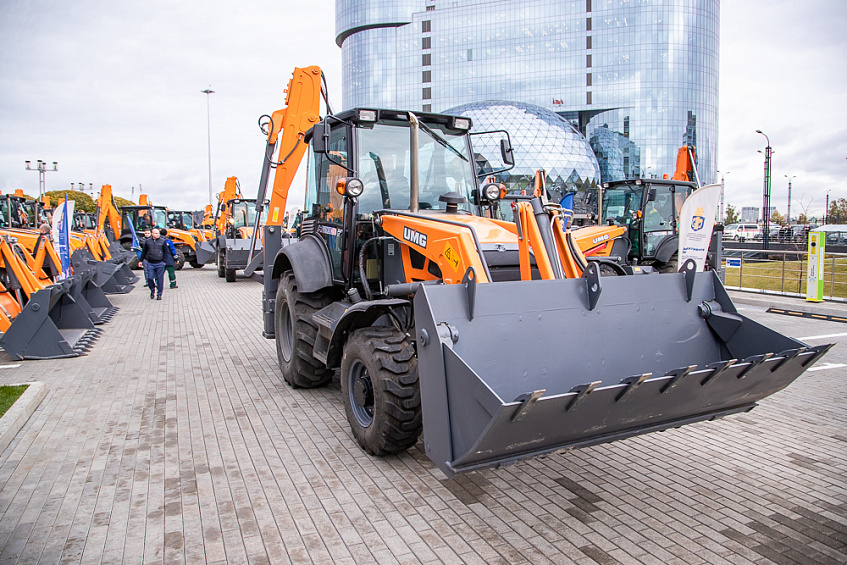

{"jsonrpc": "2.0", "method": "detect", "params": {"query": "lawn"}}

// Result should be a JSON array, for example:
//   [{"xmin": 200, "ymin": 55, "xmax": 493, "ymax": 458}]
[
  {"xmin": 0, "ymin": 385, "xmax": 28, "ymax": 418},
  {"xmin": 723, "ymin": 255, "xmax": 847, "ymax": 299}
]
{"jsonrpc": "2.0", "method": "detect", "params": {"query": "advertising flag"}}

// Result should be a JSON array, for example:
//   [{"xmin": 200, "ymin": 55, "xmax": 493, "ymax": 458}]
[
  {"xmin": 51, "ymin": 197, "xmax": 75, "ymax": 279},
  {"xmin": 677, "ymin": 183, "xmax": 722, "ymax": 271}
]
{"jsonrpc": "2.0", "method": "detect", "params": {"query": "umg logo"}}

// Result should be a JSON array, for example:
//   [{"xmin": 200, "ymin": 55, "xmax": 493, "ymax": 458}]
[{"xmin": 403, "ymin": 227, "xmax": 428, "ymax": 248}]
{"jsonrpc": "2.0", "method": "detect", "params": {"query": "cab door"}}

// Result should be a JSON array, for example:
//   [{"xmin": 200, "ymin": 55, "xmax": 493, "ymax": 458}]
[{"xmin": 303, "ymin": 123, "xmax": 349, "ymax": 282}]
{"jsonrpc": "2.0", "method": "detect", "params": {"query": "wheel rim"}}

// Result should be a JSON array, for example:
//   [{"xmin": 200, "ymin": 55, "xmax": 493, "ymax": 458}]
[
  {"xmin": 347, "ymin": 359, "xmax": 374, "ymax": 428},
  {"xmin": 278, "ymin": 299, "xmax": 293, "ymax": 363}
]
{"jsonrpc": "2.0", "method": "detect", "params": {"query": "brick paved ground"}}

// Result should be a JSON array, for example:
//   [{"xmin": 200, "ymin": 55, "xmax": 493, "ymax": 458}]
[{"xmin": 0, "ymin": 269, "xmax": 844, "ymax": 564}]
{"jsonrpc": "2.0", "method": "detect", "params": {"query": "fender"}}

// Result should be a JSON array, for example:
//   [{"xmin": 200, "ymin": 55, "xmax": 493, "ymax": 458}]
[
  {"xmin": 654, "ymin": 235, "xmax": 679, "ymax": 263},
  {"xmin": 274, "ymin": 233, "xmax": 334, "ymax": 294},
  {"xmin": 318, "ymin": 298, "xmax": 411, "ymax": 369}
]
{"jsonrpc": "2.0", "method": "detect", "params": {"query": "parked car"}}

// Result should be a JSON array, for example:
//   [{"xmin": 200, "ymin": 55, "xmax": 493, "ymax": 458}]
[
  {"xmin": 754, "ymin": 226, "xmax": 781, "ymax": 241},
  {"xmin": 725, "ymin": 223, "xmax": 761, "ymax": 241}
]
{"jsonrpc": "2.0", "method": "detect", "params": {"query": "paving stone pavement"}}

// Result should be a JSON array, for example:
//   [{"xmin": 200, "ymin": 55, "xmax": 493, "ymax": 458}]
[{"xmin": 0, "ymin": 269, "xmax": 844, "ymax": 564}]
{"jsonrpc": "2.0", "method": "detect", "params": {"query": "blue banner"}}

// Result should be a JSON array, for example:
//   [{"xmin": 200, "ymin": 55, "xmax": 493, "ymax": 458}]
[
  {"xmin": 52, "ymin": 197, "xmax": 74, "ymax": 279},
  {"xmin": 127, "ymin": 216, "xmax": 142, "ymax": 258}
]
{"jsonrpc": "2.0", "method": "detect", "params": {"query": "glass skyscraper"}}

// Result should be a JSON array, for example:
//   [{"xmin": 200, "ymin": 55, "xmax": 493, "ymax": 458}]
[{"xmin": 335, "ymin": 0, "xmax": 719, "ymax": 185}]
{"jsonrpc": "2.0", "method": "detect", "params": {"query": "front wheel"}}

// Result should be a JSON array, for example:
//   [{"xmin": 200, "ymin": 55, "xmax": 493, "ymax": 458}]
[
  {"xmin": 340, "ymin": 327, "xmax": 422, "ymax": 456},
  {"xmin": 274, "ymin": 271, "xmax": 335, "ymax": 387},
  {"xmin": 225, "ymin": 267, "xmax": 236, "ymax": 282},
  {"xmin": 216, "ymin": 250, "xmax": 225, "ymax": 278}
]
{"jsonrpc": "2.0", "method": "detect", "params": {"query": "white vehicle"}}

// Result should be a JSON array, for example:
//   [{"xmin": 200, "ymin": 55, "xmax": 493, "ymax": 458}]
[{"xmin": 725, "ymin": 223, "xmax": 760, "ymax": 241}]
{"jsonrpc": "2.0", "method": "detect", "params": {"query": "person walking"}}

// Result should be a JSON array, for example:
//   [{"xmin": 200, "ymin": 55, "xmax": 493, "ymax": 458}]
[
  {"xmin": 138, "ymin": 227, "xmax": 167, "ymax": 300},
  {"xmin": 159, "ymin": 228, "xmax": 179, "ymax": 289},
  {"xmin": 138, "ymin": 228, "xmax": 151, "ymax": 288}
]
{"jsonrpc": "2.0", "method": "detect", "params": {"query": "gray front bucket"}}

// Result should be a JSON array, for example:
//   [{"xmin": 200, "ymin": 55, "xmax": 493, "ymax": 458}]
[
  {"xmin": 413, "ymin": 270, "xmax": 830, "ymax": 477},
  {"xmin": 71, "ymin": 250, "xmax": 135, "ymax": 294},
  {"xmin": 64, "ymin": 274, "xmax": 118, "ymax": 324},
  {"xmin": 195, "ymin": 240, "xmax": 217, "ymax": 265},
  {"xmin": 0, "ymin": 285, "xmax": 103, "ymax": 360}
]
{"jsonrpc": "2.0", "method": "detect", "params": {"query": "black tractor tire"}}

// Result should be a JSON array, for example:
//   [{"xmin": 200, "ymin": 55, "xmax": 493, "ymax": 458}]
[
  {"xmin": 122, "ymin": 240, "xmax": 142, "ymax": 270},
  {"xmin": 174, "ymin": 249, "xmax": 185, "ymax": 270},
  {"xmin": 658, "ymin": 256, "xmax": 679, "ymax": 274},
  {"xmin": 340, "ymin": 327, "xmax": 422, "ymax": 456},
  {"xmin": 189, "ymin": 257, "xmax": 202, "ymax": 268},
  {"xmin": 216, "ymin": 250, "xmax": 225, "ymax": 278},
  {"xmin": 225, "ymin": 267, "xmax": 236, "ymax": 282},
  {"xmin": 275, "ymin": 271, "xmax": 335, "ymax": 388}
]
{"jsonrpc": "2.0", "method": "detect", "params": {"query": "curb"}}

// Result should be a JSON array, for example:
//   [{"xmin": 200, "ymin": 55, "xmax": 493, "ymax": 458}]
[{"xmin": 0, "ymin": 382, "xmax": 47, "ymax": 455}]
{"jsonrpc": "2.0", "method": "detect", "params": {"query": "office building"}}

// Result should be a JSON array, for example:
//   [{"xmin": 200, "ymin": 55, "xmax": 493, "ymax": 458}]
[{"xmin": 336, "ymin": 0, "xmax": 719, "ymax": 186}]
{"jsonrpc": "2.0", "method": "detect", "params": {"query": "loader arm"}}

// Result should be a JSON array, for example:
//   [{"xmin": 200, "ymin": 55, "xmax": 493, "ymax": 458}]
[{"xmin": 94, "ymin": 184, "xmax": 122, "ymax": 242}]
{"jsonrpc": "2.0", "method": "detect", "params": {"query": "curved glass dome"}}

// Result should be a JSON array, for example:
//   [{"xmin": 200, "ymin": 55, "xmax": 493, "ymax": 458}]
[{"xmin": 444, "ymin": 101, "xmax": 600, "ymax": 214}]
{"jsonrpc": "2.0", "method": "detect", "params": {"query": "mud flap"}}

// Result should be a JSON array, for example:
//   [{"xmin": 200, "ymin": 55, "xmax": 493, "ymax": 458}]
[
  {"xmin": 0, "ymin": 285, "xmax": 103, "ymax": 360},
  {"xmin": 413, "ymin": 271, "xmax": 830, "ymax": 477},
  {"xmin": 195, "ymin": 240, "xmax": 217, "ymax": 265}
]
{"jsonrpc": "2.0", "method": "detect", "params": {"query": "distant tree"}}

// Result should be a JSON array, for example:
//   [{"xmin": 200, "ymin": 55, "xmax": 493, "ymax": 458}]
[
  {"xmin": 770, "ymin": 209, "xmax": 785, "ymax": 225},
  {"xmin": 724, "ymin": 204, "xmax": 738, "ymax": 225},
  {"xmin": 43, "ymin": 190, "xmax": 95, "ymax": 213},
  {"xmin": 827, "ymin": 198, "xmax": 847, "ymax": 224},
  {"xmin": 797, "ymin": 213, "xmax": 807, "ymax": 224},
  {"xmin": 114, "ymin": 196, "xmax": 135, "ymax": 208}
]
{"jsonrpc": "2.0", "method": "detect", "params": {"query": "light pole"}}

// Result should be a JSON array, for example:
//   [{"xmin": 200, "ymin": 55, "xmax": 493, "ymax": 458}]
[
  {"xmin": 755, "ymin": 130, "xmax": 772, "ymax": 250},
  {"xmin": 202, "ymin": 87, "xmax": 215, "ymax": 207},
  {"xmin": 784, "ymin": 174, "xmax": 795, "ymax": 225},
  {"xmin": 25, "ymin": 160, "xmax": 58, "ymax": 197},
  {"xmin": 825, "ymin": 189, "xmax": 830, "ymax": 224},
  {"xmin": 717, "ymin": 170, "xmax": 730, "ymax": 222}
]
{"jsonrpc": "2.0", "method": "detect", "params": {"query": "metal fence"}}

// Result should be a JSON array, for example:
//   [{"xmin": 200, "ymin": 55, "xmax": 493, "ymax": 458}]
[{"xmin": 722, "ymin": 247, "xmax": 847, "ymax": 302}]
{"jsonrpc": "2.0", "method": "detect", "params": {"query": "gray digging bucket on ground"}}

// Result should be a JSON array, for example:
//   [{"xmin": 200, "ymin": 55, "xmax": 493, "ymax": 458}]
[
  {"xmin": 0, "ymin": 284, "xmax": 104, "ymax": 360},
  {"xmin": 195, "ymin": 240, "xmax": 217, "ymax": 265},
  {"xmin": 412, "ymin": 266, "xmax": 831, "ymax": 477},
  {"xmin": 65, "ymin": 273, "xmax": 118, "ymax": 324},
  {"xmin": 71, "ymin": 250, "xmax": 135, "ymax": 294}
]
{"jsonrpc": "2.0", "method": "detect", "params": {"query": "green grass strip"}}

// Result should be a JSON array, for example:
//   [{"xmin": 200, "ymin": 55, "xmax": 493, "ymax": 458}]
[{"xmin": 0, "ymin": 385, "xmax": 28, "ymax": 418}]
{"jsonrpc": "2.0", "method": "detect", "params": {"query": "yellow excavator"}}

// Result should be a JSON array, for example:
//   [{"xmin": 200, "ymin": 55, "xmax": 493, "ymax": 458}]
[{"xmin": 251, "ymin": 66, "xmax": 830, "ymax": 477}]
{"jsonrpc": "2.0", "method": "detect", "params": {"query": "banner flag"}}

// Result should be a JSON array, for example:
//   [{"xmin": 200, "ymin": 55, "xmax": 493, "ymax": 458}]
[
  {"xmin": 51, "ymin": 197, "xmax": 75, "ymax": 280},
  {"xmin": 677, "ymin": 183, "xmax": 721, "ymax": 271}
]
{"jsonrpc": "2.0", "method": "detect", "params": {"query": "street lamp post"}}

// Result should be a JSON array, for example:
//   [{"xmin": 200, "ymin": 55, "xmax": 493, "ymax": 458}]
[
  {"xmin": 24, "ymin": 160, "xmax": 58, "ymax": 197},
  {"xmin": 717, "ymin": 170, "xmax": 730, "ymax": 222},
  {"xmin": 755, "ymin": 130, "xmax": 772, "ymax": 250},
  {"xmin": 202, "ymin": 87, "xmax": 215, "ymax": 207},
  {"xmin": 784, "ymin": 174, "xmax": 796, "ymax": 225}
]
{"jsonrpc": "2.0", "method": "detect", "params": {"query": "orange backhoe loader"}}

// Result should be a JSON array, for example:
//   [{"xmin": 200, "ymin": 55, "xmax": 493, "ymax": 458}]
[{"xmin": 254, "ymin": 67, "xmax": 829, "ymax": 477}]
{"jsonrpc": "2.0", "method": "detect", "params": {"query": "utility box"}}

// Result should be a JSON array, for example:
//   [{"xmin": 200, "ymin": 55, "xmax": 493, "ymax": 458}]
[{"xmin": 807, "ymin": 231, "xmax": 825, "ymax": 302}]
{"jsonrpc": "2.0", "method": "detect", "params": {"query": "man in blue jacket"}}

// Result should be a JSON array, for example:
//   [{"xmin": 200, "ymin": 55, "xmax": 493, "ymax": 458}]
[
  {"xmin": 138, "ymin": 228, "xmax": 170, "ymax": 300},
  {"xmin": 160, "ymin": 228, "xmax": 179, "ymax": 289}
]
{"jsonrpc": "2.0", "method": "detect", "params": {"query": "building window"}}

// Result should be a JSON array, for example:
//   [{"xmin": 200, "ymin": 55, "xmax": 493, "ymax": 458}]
[
  {"xmin": 586, "ymin": 73, "xmax": 592, "ymax": 86},
  {"xmin": 467, "ymin": 48, "xmax": 473, "ymax": 61},
  {"xmin": 586, "ymin": 18, "xmax": 592, "ymax": 31},
  {"xmin": 586, "ymin": 0, "xmax": 591, "ymax": 12},
  {"xmin": 423, "ymin": 104, "xmax": 432, "ymax": 111},
  {"xmin": 422, "ymin": 70, "xmax": 431, "ymax": 83},
  {"xmin": 587, "ymin": 91, "xmax": 592, "ymax": 105},
  {"xmin": 426, "ymin": 5, "xmax": 434, "ymax": 10},
  {"xmin": 423, "ymin": 87, "xmax": 431, "ymax": 100},
  {"xmin": 422, "ymin": 37, "xmax": 431, "ymax": 49},
  {"xmin": 422, "ymin": 20, "xmax": 431, "ymax": 33},
  {"xmin": 586, "ymin": 36, "xmax": 592, "ymax": 50},
  {"xmin": 586, "ymin": 54, "xmax": 592, "ymax": 68},
  {"xmin": 422, "ymin": 53, "xmax": 431, "ymax": 66}
]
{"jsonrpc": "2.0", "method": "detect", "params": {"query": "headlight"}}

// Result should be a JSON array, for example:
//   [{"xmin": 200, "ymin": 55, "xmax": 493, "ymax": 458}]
[
  {"xmin": 482, "ymin": 182, "xmax": 503, "ymax": 202},
  {"xmin": 336, "ymin": 177, "xmax": 364, "ymax": 198}
]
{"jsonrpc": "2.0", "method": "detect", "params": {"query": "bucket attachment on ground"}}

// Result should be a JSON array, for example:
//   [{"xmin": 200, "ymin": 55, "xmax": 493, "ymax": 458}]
[
  {"xmin": 65, "ymin": 274, "xmax": 118, "ymax": 324},
  {"xmin": 195, "ymin": 240, "xmax": 217, "ymax": 265},
  {"xmin": 71, "ymin": 250, "xmax": 135, "ymax": 294},
  {"xmin": 0, "ymin": 284, "xmax": 103, "ymax": 360},
  {"xmin": 412, "ymin": 267, "xmax": 831, "ymax": 477}
]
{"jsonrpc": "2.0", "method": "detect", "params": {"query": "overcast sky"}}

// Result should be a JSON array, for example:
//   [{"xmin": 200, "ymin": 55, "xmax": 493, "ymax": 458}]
[{"xmin": 1, "ymin": 0, "xmax": 845, "ymax": 221}]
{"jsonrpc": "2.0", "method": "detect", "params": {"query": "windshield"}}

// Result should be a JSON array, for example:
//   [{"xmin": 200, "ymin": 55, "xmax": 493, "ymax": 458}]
[
  {"xmin": 602, "ymin": 185, "xmax": 642, "ymax": 225},
  {"xmin": 355, "ymin": 122, "xmax": 476, "ymax": 215},
  {"xmin": 181, "ymin": 212, "xmax": 194, "ymax": 229},
  {"xmin": 0, "ymin": 199, "xmax": 8, "ymax": 228},
  {"xmin": 230, "ymin": 201, "xmax": 258, "ymax": 229}
]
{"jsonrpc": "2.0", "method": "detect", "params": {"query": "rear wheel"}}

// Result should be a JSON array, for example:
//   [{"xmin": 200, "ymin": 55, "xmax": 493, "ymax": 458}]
[
  {"xmin": 225, "ymin": 267, "xmax": 236, "ymax": 282},
  {"xmin": 658, "ymin": 256, "xmax": 679, "ymax": 274},
  {"xmin": 174, "ymin": 249, "xmax": 185, "ymax": 270},
  {"xmin": 340, "ymin": 327, "xmax": 422, "ymax": 456},
  {"xmin": 275, "ymin": 271, "xmax": 335, "ymax": 387},
  {"xmin": 189, "ymin": 257, "xmax": 202, "ymax": 268}
]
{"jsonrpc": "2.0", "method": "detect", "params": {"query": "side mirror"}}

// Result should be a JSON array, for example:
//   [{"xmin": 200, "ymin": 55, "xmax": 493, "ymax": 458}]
[
  {"xmin": 647, "ymin": 188, "xmax": 657, "ymax": 202},
  {"xmin": 312, "ymin": 121, "xmax": 330, "ymax": 154},
  {"xmin": 500, "ymin": 138, "xmax": 514, "ymax": 166}
]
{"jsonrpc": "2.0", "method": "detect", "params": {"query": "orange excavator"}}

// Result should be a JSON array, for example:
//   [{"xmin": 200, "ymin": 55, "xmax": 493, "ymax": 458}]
[{"xmin": 250, "ymin": 66, "xmax": 828, "ymax": 478}]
